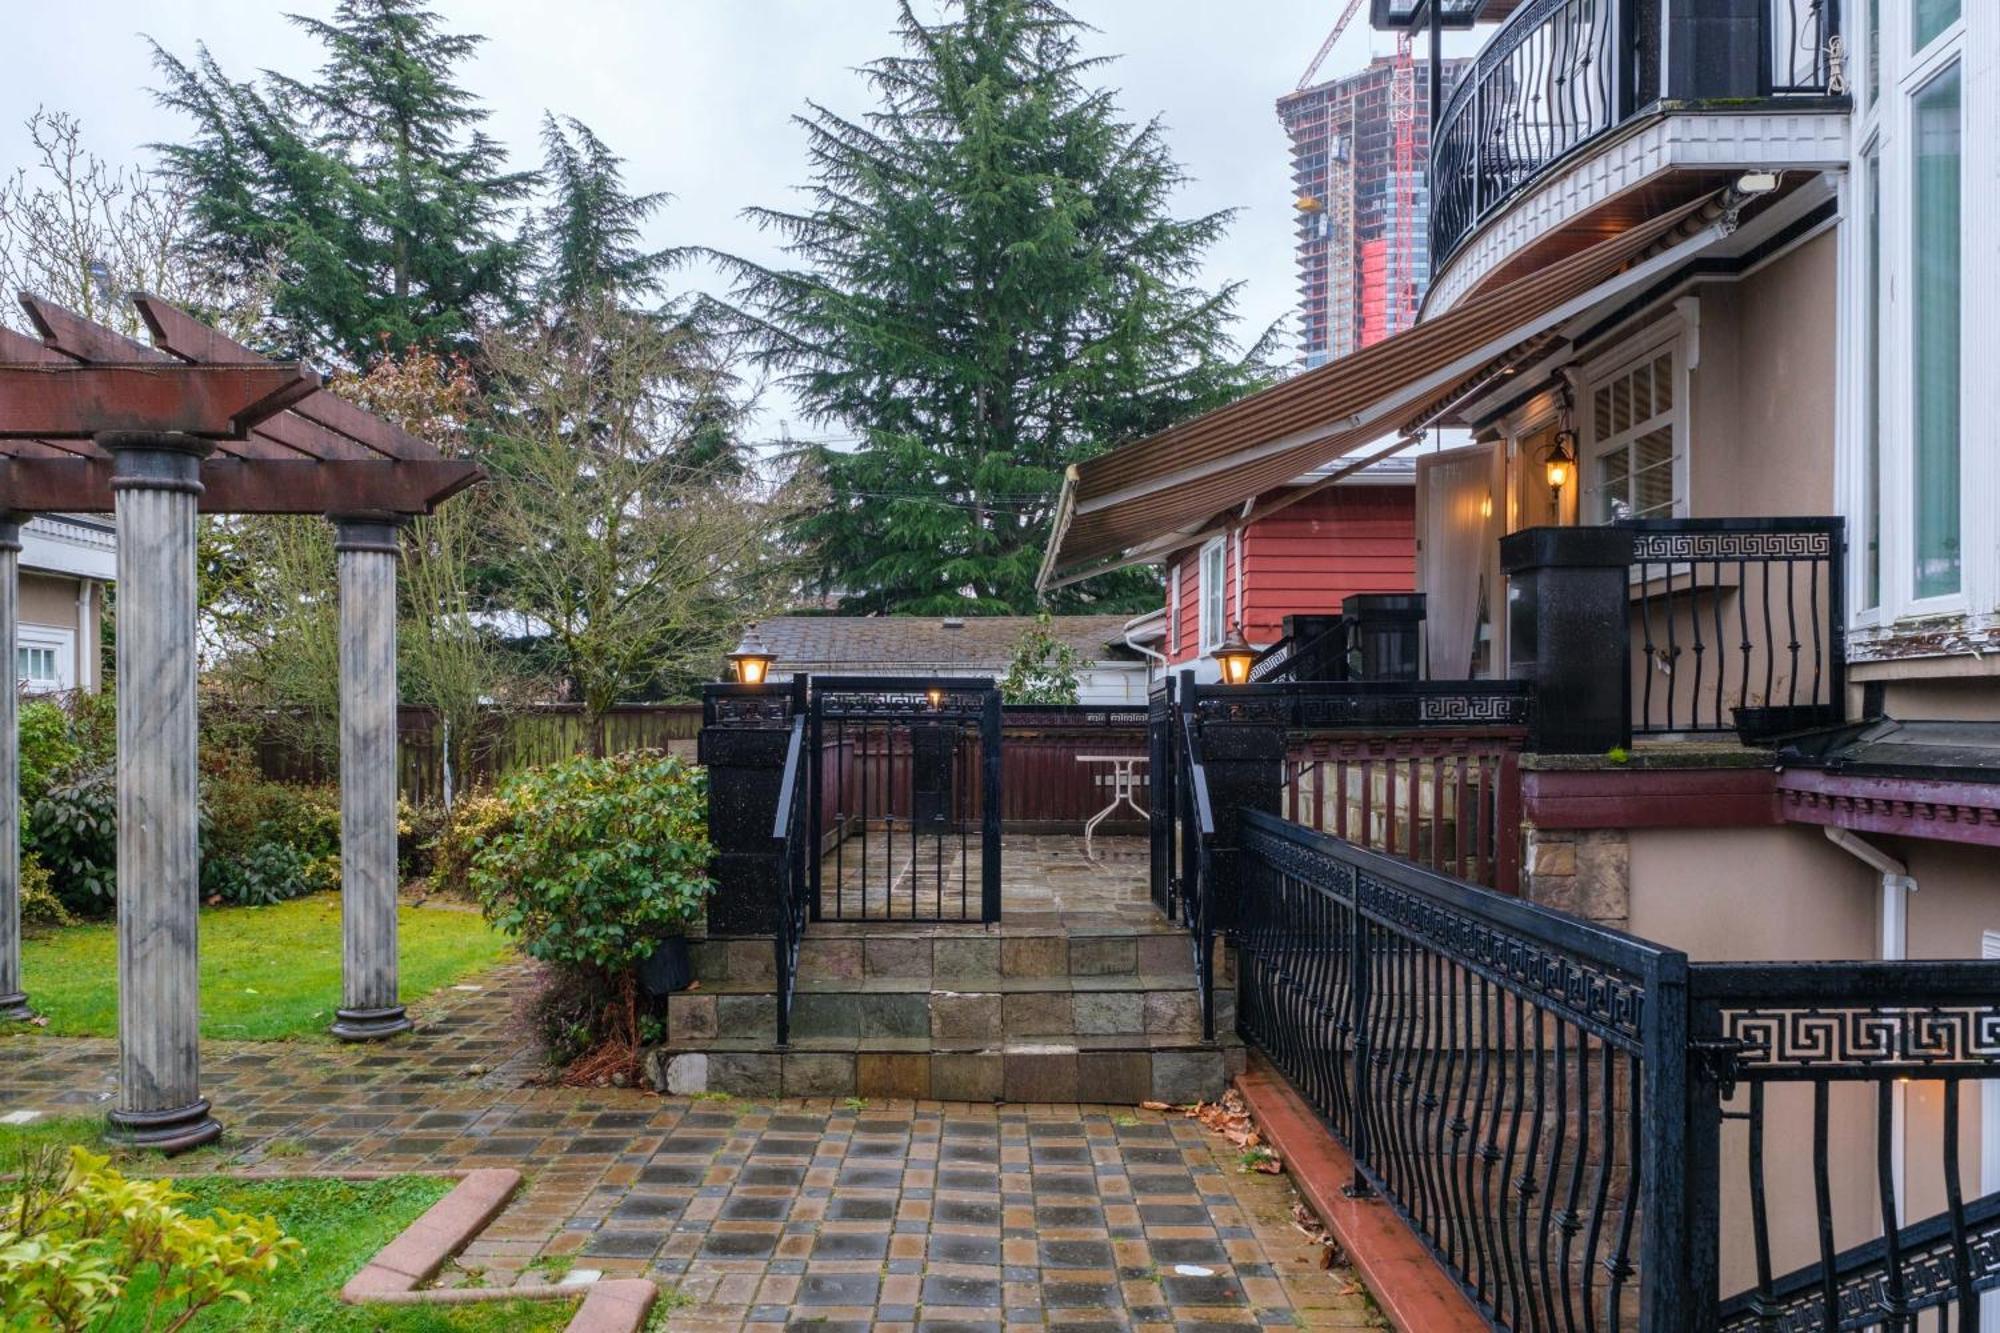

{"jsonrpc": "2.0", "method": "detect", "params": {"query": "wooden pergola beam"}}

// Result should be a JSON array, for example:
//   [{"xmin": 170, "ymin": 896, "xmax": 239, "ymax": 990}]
[
  {"xmin": 0, "ymin": 363, "xmax": 321, "ymax": 439},
  {"xmin": 0, "ymin": 456, "xmax": 482, "ymax": 514}
]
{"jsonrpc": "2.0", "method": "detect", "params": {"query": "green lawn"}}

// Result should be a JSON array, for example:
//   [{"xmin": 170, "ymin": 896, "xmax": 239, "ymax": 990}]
[
  {"xmin": 1, "ymin": 1119, "xmax": 573, "ymax": 1332},
  {"xmin": 19, "ymin": 895, "xmax": 515, "ymax": 1040}
]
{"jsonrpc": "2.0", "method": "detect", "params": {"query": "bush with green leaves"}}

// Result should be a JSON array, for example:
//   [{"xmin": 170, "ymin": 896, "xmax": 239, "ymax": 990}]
[
  {"xmin": 28, "ymin": 766, "xmax": 117, "ymax": 916},
  {"xmin": 18, "ymin": 699, "xmax": 82, "ymax": 811},
  {"xmin": 428, "ymin": 793, "xmax": 514, "ymax": 899},
  {"xmin": 470, "ymin": 751, "xmax": 712, "ymax": 974},
  {"xmin": 0, "ymin": 1144, "xmax": 301, "ymax": 1332},
  {"xmin": 19, "ymin": 854, "xmax": 71, "ymax": 929},
  {"xmin": 200, "ymin": 840, "xmax": 314, "ymax": 908}
]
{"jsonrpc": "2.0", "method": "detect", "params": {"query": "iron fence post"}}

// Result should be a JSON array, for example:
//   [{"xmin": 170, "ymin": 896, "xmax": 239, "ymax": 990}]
[
  {"xmin": 981, "ymin": 687, "xmax": 1002, "ymax": 923},
  {"xmin": 806, "ymin": 677, "xmax": 824, "ymax": 923},
  {"xmin": 1347, "ymin": 886, "xmax": 1372, "ymax": 1198},
  {"xmin": 1638, "ymin": 948, "xmax": 1694, "ymax": 1329}
]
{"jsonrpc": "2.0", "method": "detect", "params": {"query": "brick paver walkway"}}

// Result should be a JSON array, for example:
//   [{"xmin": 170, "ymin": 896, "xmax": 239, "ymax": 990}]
[{"xmin": 0, "ymin": 962, "xmax": 1380, "ymax": 1330}]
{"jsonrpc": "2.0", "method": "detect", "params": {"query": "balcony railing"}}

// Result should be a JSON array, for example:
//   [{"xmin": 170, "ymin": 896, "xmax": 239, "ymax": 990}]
[
  {"xmin": 1430, "ymin": 0, "xmax": 1846, "ymax": 272},
  {"xmin": 1235, "ymin": 808, "xmax": 2000, "ymax": 1331},
  {"xmin": 1622, "ymin": 515, "xmax": 1845, "ymax": 738}
]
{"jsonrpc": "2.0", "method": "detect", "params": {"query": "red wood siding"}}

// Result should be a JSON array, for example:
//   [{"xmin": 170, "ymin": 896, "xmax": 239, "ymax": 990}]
[{"xmin": 1159, "ymin": 486, "xmax": 1415, "ymax": 666}]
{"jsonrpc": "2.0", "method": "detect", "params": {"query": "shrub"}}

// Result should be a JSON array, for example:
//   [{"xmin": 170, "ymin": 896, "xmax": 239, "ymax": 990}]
[
  {"xmin": 28, "ymin": 765, "xmax": 117, "ymax": 915},
  {"xmin": 201, "ymin": 840, "xmax": 316, "ymax": 908},
  {"xmin": 428, "ymin": 793, "xmax": 514, "ymax": 900},
  {"xmin": 470, "ymin": 751, "xmax": 711, "ymax": 973},
  {"xmin": 18, "ymin": 699, "xmax": 81, "ymax": 810},
  {"xmin": 19, "ymin": 854, "xmax": 71, "ymax": 929},
  {"xmin": 521, "ymin": 965, "xmax": 621, "ymax": 1068},
  {"xmin": 0, "ymin": 1145, "xmax": 301, "ymax": 1332}
]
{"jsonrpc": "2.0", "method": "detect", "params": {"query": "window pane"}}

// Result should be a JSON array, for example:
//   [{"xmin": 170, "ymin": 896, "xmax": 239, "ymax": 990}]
[
  {"xmin": 1912, "ymin": 65, "xmax": 1961, "ymax": 599},
  {"xmin": 1863, "ymin": 147, "xmax": 1882, "ymax": 609},
  {"xmin": 1630, "ymin": 427, "xmax": 1677, "ymax": 517},
  {"xmin": 1914, "ymin": 0, "xmax": 1958, "ymax": 51},
  {"xmin": 1598, "ymin": 445, "xmax": 1630, "ymax": 522}
]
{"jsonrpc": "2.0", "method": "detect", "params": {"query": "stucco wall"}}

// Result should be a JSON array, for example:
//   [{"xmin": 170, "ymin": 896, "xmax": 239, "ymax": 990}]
[
  {"xmin": 17, "ymin": 570, "xmax": 98, "ymax": 691},
  {"xmin": 1686, "ymin": 232, "xmax": 1839, "ymax": 518}
]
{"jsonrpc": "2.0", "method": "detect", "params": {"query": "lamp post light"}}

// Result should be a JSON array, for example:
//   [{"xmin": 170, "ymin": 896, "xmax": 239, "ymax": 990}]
[
  {"xmin": 1212, "ymin": 623, "xmax": 1256, "ymax": 686},
  {"xmin": 727, "ymin": 623, "xmax": 774, "ymax": 685},
  {"xmin": 1543, "ymin": 429, "xmax": 1576, "ymax": 515}
]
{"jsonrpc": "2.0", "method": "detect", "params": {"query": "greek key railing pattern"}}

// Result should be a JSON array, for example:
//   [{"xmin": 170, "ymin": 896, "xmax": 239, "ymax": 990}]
[
  {"xmin": 1620, "ymin": 516, "xmax": 1845, "ymax": 738},
  {"xmin": 1234, "ymin": 810, "xmax": 2000, "ymax": 1331},
  {"xmin": 1193, "ymin": 681, "xmax": 1532, "ymax": 730}
]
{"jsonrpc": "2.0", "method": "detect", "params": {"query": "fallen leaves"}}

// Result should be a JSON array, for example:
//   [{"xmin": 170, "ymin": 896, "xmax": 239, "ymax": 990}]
[{"xmin": 1142, "ymin": 1089, "xmax": 1282, "ymax": 1171}]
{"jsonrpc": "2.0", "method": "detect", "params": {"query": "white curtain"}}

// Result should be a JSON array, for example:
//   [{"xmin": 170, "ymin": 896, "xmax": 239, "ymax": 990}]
[{"xmin": 1418, "ymin": 444, "xmax": 1501, "ymax": 680}]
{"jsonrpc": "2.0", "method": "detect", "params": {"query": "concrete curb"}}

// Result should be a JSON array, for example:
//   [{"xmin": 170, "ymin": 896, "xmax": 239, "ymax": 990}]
[
  {"xmin": 1235, "ymin": 1054, "xmax": 1486, "ymax": 1333},
  {"xmin": 338, "ymin": 1168, "xmax": 657, "ymax": 1333}
]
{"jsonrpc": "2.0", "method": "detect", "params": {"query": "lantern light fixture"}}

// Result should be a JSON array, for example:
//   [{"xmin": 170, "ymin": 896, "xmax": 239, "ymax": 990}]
[
  {"xmin": 1212, "ymin": 623, "xmax": 1256, "ymax": 686},
  {"xmin": 726, "ymin": 623, "xmax": 774, "ymax": 686}
]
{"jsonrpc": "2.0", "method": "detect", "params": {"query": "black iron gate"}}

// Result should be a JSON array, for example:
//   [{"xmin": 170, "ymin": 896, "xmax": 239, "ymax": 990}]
[
  {"xmin": 1146, "ymin": 677, "xmax": 1177, "ymax": 917},
  {"xmin": 807, "ymin": 676, "xmax": 1002, "ymax": 922}
]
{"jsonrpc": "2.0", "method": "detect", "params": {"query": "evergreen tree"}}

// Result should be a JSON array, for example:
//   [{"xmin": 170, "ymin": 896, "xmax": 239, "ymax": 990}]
[
  {"xmin": 151, "ymin": 0, "xmax": 533, "ymax": 363},
  {"xmin": 535, "ymin": 114, "xmax": 679, "ymax": 308},
  {"xmin": 719, "ymin": 0, "xmax": 1274, "ymax": 615}
]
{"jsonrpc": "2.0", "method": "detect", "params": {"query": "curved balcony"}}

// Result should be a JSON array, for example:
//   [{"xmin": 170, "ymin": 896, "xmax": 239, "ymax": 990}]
[{"xmin": 1429, "ymin": 0, "xmax": 1846, "ymax": 277}]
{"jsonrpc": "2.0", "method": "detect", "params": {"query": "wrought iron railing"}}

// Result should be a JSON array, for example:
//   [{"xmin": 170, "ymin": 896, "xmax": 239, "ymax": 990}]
[
  {"xmin": 1622, "ymin": 515, "xmax": 1844, "ymax": 738},
  {"xmin": 1431, "ymin": 0, "xmax": 1846, "ymax": 272},
  {"xmin": 770, "ymin": 714, "xmax": 810, "ymax": 1045},
  {"xmin": 1176, "ymin": 705, "xmax": 1219, "ymax": 1042},
  {"xmin": 1285, "ymin": 731, "xmax": 1524, "ymax": 891},
  {"xmin": 1189, "ymin": 679, "xmax": 1532, "ymax": 730},
  {"xmin": 1235, "ymin": 809, "xmax": 2000, "ymax": 1331}
]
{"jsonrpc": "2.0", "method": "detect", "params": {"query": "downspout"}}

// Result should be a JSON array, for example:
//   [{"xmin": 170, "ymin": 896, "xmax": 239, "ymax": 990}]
[
  {"xmin": 1122, "ymin": 614, "xmax": 1168, "ymax": 691},
  {"xmin": 1824, "ymin": 825, "xmax": 1916, "ymax": 1223}
]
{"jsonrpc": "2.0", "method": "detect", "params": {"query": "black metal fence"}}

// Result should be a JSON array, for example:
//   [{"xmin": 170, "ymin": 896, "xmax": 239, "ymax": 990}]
[
  {"xmin": 1623, "ymin": 516, "xmax": 1845, "ymax": 738},
  {"xmin": 1431, "ymin": 0, "xmax": 1846, "ymax": 270},
  {"xmin": 1234, "ymin": 808, "xmax": 2000, "ymax": 1331},
  {"xmin": 770, "ymin": 715, "xmax": 811, "ymax": 1046}
]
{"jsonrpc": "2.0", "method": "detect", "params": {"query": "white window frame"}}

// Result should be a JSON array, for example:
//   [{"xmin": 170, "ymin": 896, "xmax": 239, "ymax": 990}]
[
  {"xmin": 1198, "ymin": 537, "xmax": 1227, "ymax": 653},
  {"xmin": 1843, "ymin": 3, "xmax": 1991, "ymax": 634},
  {"xmin": 1579, "ymin": 328, "xmax": 1690, "ymax": 524},
  {"xmin": 17, "ymin": 624, "xmax": 74, "ymax": 693}
]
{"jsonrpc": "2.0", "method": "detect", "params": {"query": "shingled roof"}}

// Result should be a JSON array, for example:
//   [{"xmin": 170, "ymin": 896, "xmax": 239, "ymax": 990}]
[{"xmin": 758, "ymin": 615, "xmax": 1141, "ymax": 675}]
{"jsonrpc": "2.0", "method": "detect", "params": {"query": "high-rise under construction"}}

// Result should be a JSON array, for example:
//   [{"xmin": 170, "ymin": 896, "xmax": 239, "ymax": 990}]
[{"xmin": 1278, "ymin": 54, "xmax": 1464, "ymax": 367}]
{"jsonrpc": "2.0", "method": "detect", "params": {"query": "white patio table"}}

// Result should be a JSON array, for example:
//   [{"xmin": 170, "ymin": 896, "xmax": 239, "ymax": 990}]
[{"xmin": 1075, "ymin": 754, "xmax": 1148, "ymax": 859}]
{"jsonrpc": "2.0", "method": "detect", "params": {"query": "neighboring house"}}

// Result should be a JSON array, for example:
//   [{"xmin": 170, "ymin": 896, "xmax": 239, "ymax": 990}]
[
  {"xmin": 1152, "ymin": 458, "xmax": 1417, "ymax": 682},
  {"xmin": 755, "ymin": 616, "xmax": 1151, "ymax": 704},
  {"xmin": 16, "ymin": 514, "xmax": 111, "ymax": 693},
  {"xmin": 1041, "ymin": 0, "xmax": 2000, "ymax": 1310}
]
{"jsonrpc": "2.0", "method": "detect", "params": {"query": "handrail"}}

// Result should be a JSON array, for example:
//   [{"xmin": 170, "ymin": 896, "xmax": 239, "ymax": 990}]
[
  {"xmin": 1178, "ymin": 707, "xmax": 1218, "ymax": 1040},
  {"xmin": 770, "ymin": 715, "xmax": 809, "ymax": 1045}
]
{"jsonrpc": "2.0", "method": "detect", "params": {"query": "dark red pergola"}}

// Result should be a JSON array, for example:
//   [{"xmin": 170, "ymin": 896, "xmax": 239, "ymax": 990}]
[{"xmin": 0, "ymin": 293, "xmax": 481, "ymax": 514}]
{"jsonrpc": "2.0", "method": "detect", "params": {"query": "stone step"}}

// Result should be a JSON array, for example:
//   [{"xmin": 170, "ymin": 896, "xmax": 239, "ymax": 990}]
[
  {"xmin": 692, "ymin": 929, "xmax": 1229, "ymax": 987},
  {"xmin": 659, "ymin": 978, "xmax": 1236, "ymax": 1046},
  {"xmin": 642, "ymin": 1036, "xmax": 1244, "ymax": 1105}
]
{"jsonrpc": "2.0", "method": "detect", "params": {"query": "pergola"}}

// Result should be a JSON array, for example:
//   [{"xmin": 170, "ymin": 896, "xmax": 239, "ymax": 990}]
[{"xmin": 0, "ymin": 292, "xmax": 481, "ymax": 1150}]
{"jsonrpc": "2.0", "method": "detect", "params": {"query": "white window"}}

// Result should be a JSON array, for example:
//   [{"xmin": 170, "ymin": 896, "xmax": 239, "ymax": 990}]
[
  {"xmin": 1584, "ymin": 341, "xmax": 1685, "ymax": 523},
  {"xmin": 16, "ymin": 626, "xmax": 74, "ymax": 693},
  {"xmin": 1199, "ymin": 537, "xmax": 1226, "ymax": 652},
  {"xmin": 1848, "ymin": 1, "xmax": 1986, "ymax": 627}
]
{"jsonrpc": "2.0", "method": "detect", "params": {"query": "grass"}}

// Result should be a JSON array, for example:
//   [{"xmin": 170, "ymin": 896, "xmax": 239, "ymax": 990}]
[
  {"xmin": 17, "ymin": 894, "xmax": 515, "ymax": 1040},
  {"xmin": 1, "ymin": 1119, "xmax": 575, "ymax": 1332}
]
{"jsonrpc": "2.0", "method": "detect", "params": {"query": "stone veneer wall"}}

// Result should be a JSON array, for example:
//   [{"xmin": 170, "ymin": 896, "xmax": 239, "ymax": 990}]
[{"xmin": 1520, "ymin": 824, "xmax": 1631, "ymax": 933}]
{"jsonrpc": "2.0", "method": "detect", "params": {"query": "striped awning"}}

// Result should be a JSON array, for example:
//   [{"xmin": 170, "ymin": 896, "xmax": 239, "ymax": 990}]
[{"xmin": 1038, "ymin": 194, "xmax": 1726, "ymax": 590}]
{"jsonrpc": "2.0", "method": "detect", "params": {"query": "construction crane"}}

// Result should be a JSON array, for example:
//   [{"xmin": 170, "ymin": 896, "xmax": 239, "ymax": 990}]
[{"xmin": 1295, "ymin": 0, "xmax": 1368, "ymax": 91}]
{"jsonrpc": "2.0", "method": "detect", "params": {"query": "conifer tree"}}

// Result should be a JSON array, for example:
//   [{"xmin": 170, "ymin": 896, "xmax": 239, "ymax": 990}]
[
  {"xmin": 151, "ymin": 0, "xmax": 533, "ymax": 363},
  {"xmin": 720, "ymin": 0, "xmax": 1274, "ymax": 615}
]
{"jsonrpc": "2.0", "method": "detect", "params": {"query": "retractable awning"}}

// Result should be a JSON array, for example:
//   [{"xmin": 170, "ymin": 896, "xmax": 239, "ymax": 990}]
[{"xmin": 1037, "ymin": 194, "xmax": 1726, "ymax": 591}]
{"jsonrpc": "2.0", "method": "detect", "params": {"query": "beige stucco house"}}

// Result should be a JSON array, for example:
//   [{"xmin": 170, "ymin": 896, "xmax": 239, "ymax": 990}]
[{"xmin": 15, "ymin": 514, "xmax": 109, "ymax": 693}]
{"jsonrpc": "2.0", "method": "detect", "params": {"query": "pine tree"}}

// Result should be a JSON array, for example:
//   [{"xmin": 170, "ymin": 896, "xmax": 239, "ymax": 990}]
[
  {"xmin": 535, "ymin": 114, "xmax": 679, "ymax": 308},
  {"xmin": 719, "ymin": 0, "xmax": 1274, "ymax": 616},
  {"xmin": 151, "ymin": 0, "xmax": 533, "ymax": 363}
]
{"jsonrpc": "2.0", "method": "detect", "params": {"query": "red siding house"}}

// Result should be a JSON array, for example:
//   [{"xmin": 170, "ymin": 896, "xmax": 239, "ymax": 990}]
[{"xmin": 1156, "ymin": 464, "xmax": 1416, "ymax": 679}]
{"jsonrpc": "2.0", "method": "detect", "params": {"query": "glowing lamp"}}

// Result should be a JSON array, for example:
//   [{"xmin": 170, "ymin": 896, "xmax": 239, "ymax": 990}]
[
  {"xmin": 1543, "ymin": 431, "xmax": 1577, "ymax": 503},
  {"xmin": 726, "ymin": 623, "xmax": 774, "ymax": 685},
  {"xmin": 1212, "ymin": 623, "xmax": 1256, "ymax": 686}
]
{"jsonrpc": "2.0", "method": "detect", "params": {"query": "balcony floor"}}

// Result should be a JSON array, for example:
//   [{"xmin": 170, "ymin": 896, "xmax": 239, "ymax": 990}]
[{"xmin": 812, "ymin": 832, "xmax": 1157, "ymax": 931}]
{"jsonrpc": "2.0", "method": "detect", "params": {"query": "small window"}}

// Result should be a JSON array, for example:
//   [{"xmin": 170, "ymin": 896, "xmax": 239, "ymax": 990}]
[
  {"xmin": 15, "ymin": 627, "xmax": 72, "ymax": 693},
  {"xmin": 1588, "ymin": 347, "xmax": 1683, "ymax": 522},
  {"xmin": 1199, "ymin": 539, "xmax": 1227, "ymax": 652}
]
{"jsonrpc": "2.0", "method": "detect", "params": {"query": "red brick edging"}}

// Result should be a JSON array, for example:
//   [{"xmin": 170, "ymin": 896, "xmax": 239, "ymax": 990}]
[
  {"xmin": 1235, "ymin": 1054, "xmax": 1486, "ymax": 1333},
  {"xmin": 339, "ymin": 1167, "xmax": 657, "ymax": 1333}
]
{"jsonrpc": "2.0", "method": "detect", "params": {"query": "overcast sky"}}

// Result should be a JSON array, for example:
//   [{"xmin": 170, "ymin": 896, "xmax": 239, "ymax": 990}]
[{"xmin": 5, "ymin": 1, "xmax": 1479, "ymax": 442}]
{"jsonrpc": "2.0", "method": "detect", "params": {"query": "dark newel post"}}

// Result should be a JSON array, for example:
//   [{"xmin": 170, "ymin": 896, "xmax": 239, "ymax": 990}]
[
  {"xmin": 1501, "ymin": 526, "xmax": 1633, "ymax": 755},
  {"xmin": 1664, "ymin": 0, "xmax": 1763, "ymax": 100},
  {"xmin": 101, "ymin": 433, "xmax": 222, "ymax": 1152},
  {"xmin": 1651, "ymin": 960, "xmax": 1722, "ymax": 1332},
  {"xmin": 1186, "ymin": 673, "xmax": 1283, "ymax": 933},
  {"xmin": 0, "ymin": 513, "xmax": 29, "ymax": 1020},
  {"xmin": 699, "ymin": 679, "xmax": 799, "ymax": 935}
]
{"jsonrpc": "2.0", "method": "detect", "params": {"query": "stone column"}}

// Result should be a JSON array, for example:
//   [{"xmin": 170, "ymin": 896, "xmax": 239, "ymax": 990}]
[
  {"xmin": 329, "ymin": 516, "xmax": 411, "ymax": 1040},
  {"xmin": 102, "ymin": 434, "xmax": 220, "ymax": 1151},
  {"xmin": 0, "ymin": 514, "xmax": 31, "ymax": 1021}
]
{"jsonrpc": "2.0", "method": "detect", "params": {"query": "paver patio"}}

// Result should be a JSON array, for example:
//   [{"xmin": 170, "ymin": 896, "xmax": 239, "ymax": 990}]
[{"xmin": 0, "ymin": 960, "xmax": 1380, "ymax": 1330}]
